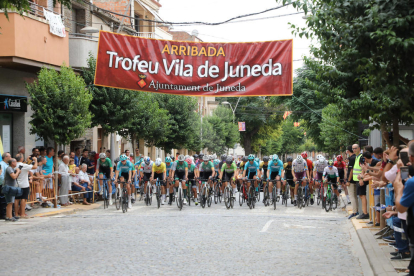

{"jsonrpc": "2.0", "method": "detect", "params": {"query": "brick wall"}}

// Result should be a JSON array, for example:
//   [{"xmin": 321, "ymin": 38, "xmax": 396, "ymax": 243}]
[
  {"xmin": 62, "ymin": 1, "xmax": 92, "ymax": 33},
  {"xmin": 93, "ymin": 0, "xmax": 132, "ymax": 25}
]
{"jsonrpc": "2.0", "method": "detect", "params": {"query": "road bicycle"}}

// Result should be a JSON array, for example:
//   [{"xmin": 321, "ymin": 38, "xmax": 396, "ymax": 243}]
[
  {"xmin": 296, "ymin": 178, "xmax": 308, "ymax": 209},
  {"xmin": 262, "ymin": 179, "xmax": 271, "ymax": 207},
  {"xmin": 155, "ymin": 178, "xmax": 164, "ymax": 209},
  {"xmin": 145, "ymin": 180, "xmax": 152, "ymax": 206},
  {"xmin": 243, "ymin": 179, "xmax": 256, "ymax": 209},
  {"xmin": 239, "ymin": 180, "xmax": 248, "ymax": 207},
  {"xmin": 199, "ymin": 178, "xmax": 213, "ymax": 208},
  {"xmin": 214, "ymin": 179, "xmax": 223, "ymax": 204},
  {"xmin": 102, "ymin": 175, "xmax": 110, "ymax": 209},
  {"xmin": 314, "ymin": 179, "xmax": 323, "ymax": 206},
  {"xmin": 175, "ymin": 178, "xmax": 186, "ymax": 211},
  {"xmin": 301, "ymin": 179, "xmax": 311, "ymax": 208},
  {"xmin": 117, "ymin": 181, "xmax": 128, "ymax": 213},
  {"xmin": 282, "ymin": 179, "xmax": 294, "ymax": 207},
  {"xmin": 223, "ymin": 178, "xmax": 235, "ymax": 209},
  {"xmin": 324, "ymin": 180, "xmax": 337, "ymax": 212},
  {"xmin": 137, "ymin": 178, "xmax": 145, "ymax": 201}
]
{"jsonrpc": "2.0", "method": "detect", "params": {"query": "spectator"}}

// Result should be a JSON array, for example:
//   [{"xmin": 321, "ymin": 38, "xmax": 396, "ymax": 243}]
[
  {"xmin": 74, "ymin": 147, "xmax": 81, "ymax": 167},
  {"xmin": 15, "ymin": 154, "xmax": 37, "ymax": 218},
  {"xmin": 57, "ymin": 150, "xmax": 65, "ymax": 167},
  {"xmin": 0, "ymin": 152, "xmax": 11, "ymax": 186},
  {"xmin": 80, "ymin": 149, "xmax": 94, "ymax": 180},
  {"xmin": 58, "ymin": 155, "xmax": 71, "ymax": 206},
  {"xmin": 357, "ymin": 152, "xmax": 378, "ymax": 220},
  {"xmin": 364, "ymin": 145, "xmax": 373, "ymax": 155},
  {"xmin": 347, "ymin": 145, "xmax": 359, "ymax": 219},
  {"xmin": 43, "ymin": 147, "xmax": 55, "ymax": 194},
  {"xmin": 373, "ymin": 147, "xmax": 384, "ymax": 161},
  {"xmin": 87, "ymin": 152, "xmax": 96, "ymax": 175},
  {"xmin": 68, "ymin": 159, "xmax": 76, "ymax": 174},
  {"xmin": 30, "ymin": 148, "xmax": 40, "ymax": 160},
  {"xmin": 125, "ymin": 149, "xmax": 134, "ymax": 162},
  {"xmin": 74, "ymin": 164, "xmax": 93, "ymax": 205},
  {"xmin": 4, "ymin": 158, "xmax": 20, "ymax": 222},
  {"xmin": 39, "ymin": 146, "xmax": 46, "ymax": 157},
  {"xmin": 135, "ymin": 148, "xmax": 142, "ymax": 164},
  {"xmin": 17, "ymin": 146, "xmax": 25, "ymax": 159},
  {"xmin": 31, "ymin": 156, "xmax": 46, "ymax": 203}
]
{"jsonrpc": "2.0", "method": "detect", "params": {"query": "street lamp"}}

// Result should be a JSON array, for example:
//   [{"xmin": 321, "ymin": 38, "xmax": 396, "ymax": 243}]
[
  {"xmin": 221, "ymin": 97, "xmax": 241, "ymax": 124},
  {"xmin": 80, "ymin": 26, "xmax": 100, "ymax": 34}
]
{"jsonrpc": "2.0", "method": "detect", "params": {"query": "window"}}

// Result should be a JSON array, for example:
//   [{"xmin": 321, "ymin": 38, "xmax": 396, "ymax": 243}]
[
  {"xmin": 71, "ymin": 6, "xmax": 86, "ymax": 34},
  {"xmin": 134, "ymin": 14, "xmax": 140, "ymax": 32}
]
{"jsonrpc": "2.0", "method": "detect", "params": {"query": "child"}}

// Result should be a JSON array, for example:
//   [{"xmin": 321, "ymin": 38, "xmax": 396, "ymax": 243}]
[{"xmin": 68, "ymin": 159, "xmax": 76, "ymax": 174}]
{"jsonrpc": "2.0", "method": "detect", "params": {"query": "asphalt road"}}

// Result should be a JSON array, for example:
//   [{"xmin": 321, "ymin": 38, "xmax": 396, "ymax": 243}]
[{"xmin": 0, "ymin": 193, "xmax": 365, "ymax": 276}]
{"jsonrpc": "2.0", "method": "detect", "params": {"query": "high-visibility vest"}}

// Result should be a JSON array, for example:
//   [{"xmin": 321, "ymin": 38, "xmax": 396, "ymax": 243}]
[{"xmin": 352, "ymin": 154, "xmax": 362, "ymax": 181}]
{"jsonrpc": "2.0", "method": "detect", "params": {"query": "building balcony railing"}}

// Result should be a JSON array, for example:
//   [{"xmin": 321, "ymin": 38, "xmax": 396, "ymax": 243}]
[{"xmin": 131, "ymin": 32, "xmax": 163, "ymax": 39}]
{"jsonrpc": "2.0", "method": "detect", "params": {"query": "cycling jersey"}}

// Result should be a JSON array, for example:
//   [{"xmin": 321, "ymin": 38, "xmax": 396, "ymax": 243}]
[
  {"xmin": 116, "ymin": 160, "xmax": 133, "ymax": 173},
  {"xmin": 165, "ymin": 162, "xmax": 173, "ymax": 177},
  {"xmin": 244, "ymin": 161, "xmax": 259, "ymax": 172},
  {"xmin": 314, "ymin": 160, "xmax": 328, "ymax": 173},
  {"xmin": 238, "ymin": 161, "xmax": 245, "ymax": 170},
  {"xmin": 260, "ymin": 161, "xmax": 269, "ymax": 176},
  {"xmin": 334, "ymin": 161, "xmax": 346, "ymax": 170},
  {"xmin": 140, "ymin": 161, "xmax": 153, "ymax": 173},
  {"xmin": 283, "ymin": 163, "xmax": 293, "ymax": 179},
  {"xmin": 306, "ymin": 159, "xmax": 313, "ymax": 174},
  {"xmin": 323, "ymin": 166, "xmax": 339, "ymax": 178},
  {"xmin": 199, "ymin": 161, "xmax": 214, "ymax": 172},
  {"xmin": 152, "ymin": 162, "xmax": 166, "ymax": 174},
  {"xmin": 97, "ymin": 158, "xmax": 112, "ymax": 171},
  {"xmin": 267, "ymin": 160, "xmax": 283, "ymax": 174},
  {"xmin": 173, "ymin": 161, "xmax": 188, "ymax": 172},
  {"xmin": 292, "ymin": 159, "xmax": 308, "ymax": 173},
  {"xmin": 221, "ymin": 163, "xmax": 237, "ymax": 173}
]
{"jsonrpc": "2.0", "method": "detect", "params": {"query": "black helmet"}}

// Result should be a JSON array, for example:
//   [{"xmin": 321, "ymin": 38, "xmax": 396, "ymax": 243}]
[
  {"xmin": 242, "ymin": 156, "xmax": 248, "ymax": 162},
  {"xmin": 287, "ymin": 156, "xmax": 293, "ymax": 162},
  {"xmin": 221, "ymin": 154, "xmax": 227, "ymax": 161},
  {"xmin": 263, "ymin": 156, "xmax": 269, "ymax": 162},
  {"xmin": 193, "ymin": 154, "xmax": 198, "ymax": 159},
  {"xmin": 199, "ymin": 153, "xmax": 204, "ymax": 158},
  {"xmin": 226, "ymin": 156, "xmax": 233, "ymax": 164}
]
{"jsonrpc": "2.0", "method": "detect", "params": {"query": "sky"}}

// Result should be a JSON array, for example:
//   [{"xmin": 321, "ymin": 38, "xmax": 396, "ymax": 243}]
[{"xmin": 159, "ymin": 0, "xmax": 312, "ymax": 71}]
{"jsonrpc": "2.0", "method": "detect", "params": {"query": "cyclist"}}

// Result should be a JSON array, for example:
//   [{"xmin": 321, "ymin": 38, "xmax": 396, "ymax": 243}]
[
  {"xmin": 171, "ymin": 155, "xmax": 189, "ymax": 205},
  {"xmin": 140, "ymin": 157, "xmax": 153, "ymax": 199},
  {"xmin": 322, "ymin": 160, "xmax": 340, "ymax": 199},
  {"xmin": 292, "ymin": 155, "xmax": 309, "ymax": 206},
  {"xmin": 237, "ymin": 156, "xmax": 248, "ymax": 189},
  {"xmin": 266, "ymin": 154, "xmax": 283, "ymax": 202},
  {"xmin": 242, "ymin": 154, "xmax": 260, "ymax": 195},
  {"xmin": 219, "ymin": 154, "xmax": 227, "ymax": 173},
  {"xmin": 151, "ymin": 158, "xmax": 167, "ymax": 205},
  {"xmin": 302, "ymin": 152, "xmax": 315, "ymax": 204},
  {"xmin": 165, "ymin": 157, "xmax": 175, "ymax": 203},
  {"xmin": 334, "ymin": 155, "xmax": 350, "ymax": 204},
  {"xmin": 114, "ymin": 154, "xmax": 133, "ymax": 209},
  {"xmin": 186, "ymin": 157, "xmax": 199, "ymax": 205},
  {"xmin": 134, "ymin": 156, "xmax": 144, "ymax": 203},
  {"xmin": 282, "ymin": 156, "xmax": 295, "ymax": 204},
  {"xmin": 260, "ymin": 156, "xmax": 269, "ymax": 183},
  {"xmin": 97, "ymin": 153, "xmax": 114, "ymax": 205},
  {"xmin": 219, "ymin": 156, "xmax": 238, "ymax": 196},
  {"xmin": 193, "ymin": 154, "xmax": 200, "ymax": 167},
  {"xmin": 313, "ymin": 155, "xmax": 328, "ymax": 202},
  {"xmin": 198, "ymin": 154, "xmax": 216, "ymax": 193}
]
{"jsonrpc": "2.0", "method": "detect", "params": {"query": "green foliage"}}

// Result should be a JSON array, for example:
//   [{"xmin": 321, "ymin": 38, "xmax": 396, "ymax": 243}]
[
  {"xmin": 83, "ymin": 55, "xmax": 138, "ymax": 136},
  {"xmin": 298, "ymin": 138, "xmax": 317, "ymax": 153},
  {"xmin": 26, "ymin": 64, "xmax": 92, "ymax": 145},
  {"xmin": 154, "ymin": 94, "xmax": 198, "ymax": 153},
  {"xmin": 0, "ymin": 0, "xmax": 71, "ymax": 20},
  {"xmin": 277, "ymin": 118, "xmax": 305, "ymax": 156}
]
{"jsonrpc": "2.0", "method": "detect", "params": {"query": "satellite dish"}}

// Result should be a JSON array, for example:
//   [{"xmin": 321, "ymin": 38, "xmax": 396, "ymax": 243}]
[{"xmin": 191, "ymin": 29, "xmax": 199, "ymax": 37}]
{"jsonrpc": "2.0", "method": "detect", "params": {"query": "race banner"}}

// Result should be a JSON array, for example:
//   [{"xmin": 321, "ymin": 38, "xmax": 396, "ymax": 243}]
[
  {"xmin": 94, "ymin": 31, "xmax": 293, "ymax": 97},
  {"xmin": 238, "ymin": 122, "xmax": 246, "ymax": 131}
]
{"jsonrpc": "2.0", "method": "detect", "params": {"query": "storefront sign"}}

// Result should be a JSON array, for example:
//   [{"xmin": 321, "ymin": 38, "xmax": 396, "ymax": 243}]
[
  {"xmin": 43, "ymin": 8, "xmax": 66, "ymax": 38},
  {"xmin": 0, "ymin": 95, "xmax": 27, "ymax": 112},
  {"xmin": 94, "ymin": 31, "xmax": 293, "ymax": 97}
]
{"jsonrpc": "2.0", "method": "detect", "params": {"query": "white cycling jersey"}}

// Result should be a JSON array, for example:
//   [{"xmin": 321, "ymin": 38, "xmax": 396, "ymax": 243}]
[
  {"xmin": 292, "ymin": 159, "xmax": 307, "ymax": 173},
  {"xmin": 140, "ymin": 161, "xmax": 153, "ymax": 173},
  {"xmin": 314, "ymin": 160, "xmax": 328, "ymax": 173},
  {"xmin": 323, "ymin": 166, "xmax": 339, "ymax": 178}
]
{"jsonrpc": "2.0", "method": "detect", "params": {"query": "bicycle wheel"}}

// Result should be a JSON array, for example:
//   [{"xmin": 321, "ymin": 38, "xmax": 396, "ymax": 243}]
[
  {"xmin": 239, "ymin": 186, "xmax": 244, "ymax": 206},
  {"xmin": 256, "ymin": 184, "xmax": 260, "ymax": 202},
  {"xmin": 157, "ymin": 186, "xmax": 161, "ymax": 209},
  {"xmin": 317, "ymin": 186, "xmax": 321, "ymax": 206},
  {"xmin": 332, "ymin": 195, "xmax": 337, "ymax": 210},
  {"xmin": 230, "ymin": 189, "xmax": 234, "ymax": 209},
  {"xmin": 325, "ymin": 192, "xmax": 331, "ymax": 212},
  {"xmin": 272, "ymin": 186, "xmax": 277, "ymax": 210},
  {"xmin": 115, "ymin": 188, "xmax": 121, "ymax": 210},
  {"xmin": 302, "ymin": 187, "xmax": 307, "ymax": 208},
  {"xmin": 103, "ymin": 182, "xmax": 108, "ymax": 209},
  {"xmin": 201, "ymin": 186, "xmax": 206, "ymax": 208},
  {"xmin": 297, "ymin": 188, "xmax": 302, "ymax": 209},
  {"xmin": 178, "ymin": 189, "xmax": 183, "ymax": 211},
  {"xmin": 122, "ymin": 190, "xmax": 128, "ymax": 213},
  {"xmin": 207, "ymin": 189, "xmax": 212, "ymax": 207},
  {"xmin": 224, "ymin": 186, "xmax": 230, "ymax": 209},
  {"xmin": 218, "ymin": 184, "xmax": 222, "ymax": 203},
  {"xmin": 139, "ymin": 182, "xmax": 145, "ymax": 201},
  {"xmin": 248, "ymin": 186, "xmax": 253, "ymax": 209},
  {"xmin": 264, "ymin": 187, "xmax": 269, "ymax": 207},
  {"xmin": 187, "ymin": 188, "xmax": 191, "ymax": 207},
  {"xmin": 214, "ymin": 184, "xmax": 219, "ymax": 204}
]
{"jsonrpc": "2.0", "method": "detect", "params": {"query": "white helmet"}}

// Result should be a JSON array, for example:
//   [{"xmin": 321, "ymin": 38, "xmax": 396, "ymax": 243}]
[
  {"xmin": 296, "ymin": 155, "xmax": 304, "ymax": 163},
  {"xmin": 99, "ymin": 153, "xmax": 106, "ymax": 159},
  {"xmin": 155, "ymin": 158, "xmax": 162, "ymax": 166},
  {"xmin": 316, "ymin": 154, "xmax": 323, "ymax": 161},
  {"xmin": 319, "ymin": 156, "xmax": 326, "ymax": 163}
]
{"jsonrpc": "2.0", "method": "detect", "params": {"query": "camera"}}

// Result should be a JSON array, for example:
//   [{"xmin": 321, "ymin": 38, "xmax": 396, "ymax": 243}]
[
  {"xmin": 18, "ymin": 165, "xmax": 23, "ymax": 170},
  {"xmin": 360, "ymin": 157, "xmax": 365, "ymax": 164}
]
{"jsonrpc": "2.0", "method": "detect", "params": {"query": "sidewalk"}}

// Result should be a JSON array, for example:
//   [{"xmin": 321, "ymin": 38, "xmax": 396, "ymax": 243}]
[{"xmin": 347, "ymin": 204, "xmax": 407, "ymax": 275}]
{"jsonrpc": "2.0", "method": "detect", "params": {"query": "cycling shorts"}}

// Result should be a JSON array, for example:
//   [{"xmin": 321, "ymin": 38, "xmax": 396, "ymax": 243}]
[
  {"xmin": 294, "ymin": 172, "xmax": 306, "ymax": 180},
  {"xmin": 223, "ymin": 172, "xmax": 234, "ymax": 182},
  {"xmin": 201, "ymin": 171, "xmax": 212, "ymax": 181},
  {"xmin": 153, "ymin": 173, "xmax": 165, "ymax": 185},
  {"xmin": 247, "ymin": 171, "xmax": 257, "ymax": 180},
  {"xmin": 269, "ymin": 171, "xmax": 280, "ymax": 180},
  {"xmin": 188, "ymin": 179, "xmax": 196, "ymax": 188},
  {"xmin": 286, "ymin": 179, "xmax": 294, "ymax": 187},
  {"xmin": 262, "ymin": 170, "xmax": 268, "ymax": 179},
  {"xmin": 143, "ymin": 172, "xmax": 152, "ymax": 182},
  {"xmin": 175, "ymin": 171, "xmax": 186, "ymax": 180},
  {"xmin": 315, "ymin": 172, "xmax": 323, "ymax": 181},
  {"xmin": 338, "ymin": 170, "xmax": 345, "ymax": 182},
  {"xmin": 188, "ymin": 172, "xmax": 195, "ymax": 180},
  {"xmin": 328, "ymin": 177, "xmax": 338, "ymax": 189},
  {"xmin": 120, "ymin": 172, "xmax": 130, "ymax": 182},
  {"xmin": 99, "ymin": 167, "xmax": 111, "ymax": 179}
]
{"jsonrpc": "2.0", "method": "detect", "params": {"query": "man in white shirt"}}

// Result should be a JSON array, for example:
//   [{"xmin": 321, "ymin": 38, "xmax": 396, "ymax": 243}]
[
  {"xmin": 74, "ymin": 164, "xmax": 93, "ymax": 205},
  {"xmin": 58, "ymin": 155, "xmax": 72, "ymax": 206},
  {"xmin": 15, "ymin": 153, "xmax": 37, "ymax": 218}
]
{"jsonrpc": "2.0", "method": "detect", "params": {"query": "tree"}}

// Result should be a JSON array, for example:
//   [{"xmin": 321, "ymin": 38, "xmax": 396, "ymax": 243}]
[
  {"xmin": 219, "ymin": 97, "xmax": 283, "ymax": 155},
  {"xmin": 276, "ymin": 118, "xmax": 305, "ymax": 158},
  {"xmin": 83, "ymin": 55, "xmax": 138, "ymax": 152},
  {"xmin": 27, "ymin": 64, "xmax": 92, "ymax": 166},
  {"xmin": 154, "ymin": 94, "xmax": 199, "ymax": 153},
  {"xmin": 1, "ymin": 0, "xmax": 71, "ymax": 19},
  {"xmin": 282, "ymin": 0, "xmax": 414, "ymax": 147}
]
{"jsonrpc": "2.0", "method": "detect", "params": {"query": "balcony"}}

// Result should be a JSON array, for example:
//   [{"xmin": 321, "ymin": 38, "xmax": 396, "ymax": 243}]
[
  {"xmin": 131, "ymin": 28, "xmax": 172, "ymax": 40},
  {"xmin": 0, "ymin": 5, "xmax": 69, "ymax": 71},
  {"xmin": 69, "ymin": 34, "xmax": 98, "ymax": 69}
]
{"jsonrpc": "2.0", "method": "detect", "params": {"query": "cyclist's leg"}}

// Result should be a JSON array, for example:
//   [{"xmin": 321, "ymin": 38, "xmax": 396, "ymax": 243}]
[
  {"xmin": 98, "ymin": 173, "xmax": 104, "ymax": 194},
  {"xmin": 191, "ymin": 180, "xmax": 197, "ymax": 201},
  {"xmin": 276, "ymin": 175, "xmax": 282, "ymax": 196}
]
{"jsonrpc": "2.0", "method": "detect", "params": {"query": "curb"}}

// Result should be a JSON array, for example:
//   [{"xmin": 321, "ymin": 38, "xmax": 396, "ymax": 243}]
[{"xmin": 31, "ymin": 202, "xmax": 102, "ymax": 218}]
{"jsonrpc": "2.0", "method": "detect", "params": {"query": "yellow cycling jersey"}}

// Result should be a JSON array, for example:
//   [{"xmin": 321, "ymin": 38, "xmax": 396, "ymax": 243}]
[
  {"xmin": 259, "ymin": 161, "xmax": 269, "ymax": 170},
  {"xmin": 152, "ymin": 162, "xmax": 166, "ymax": 174}
]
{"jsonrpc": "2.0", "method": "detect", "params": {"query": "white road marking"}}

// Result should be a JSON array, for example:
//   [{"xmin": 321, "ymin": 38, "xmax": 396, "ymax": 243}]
[{"xmin": 260, "ymin": 219, "xmax": 274, "ymax": 232}]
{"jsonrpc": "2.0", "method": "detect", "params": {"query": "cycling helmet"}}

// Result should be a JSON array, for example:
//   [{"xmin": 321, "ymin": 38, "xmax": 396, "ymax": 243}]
[
  {"xmin": 165, "ymin": 157, "xmax": 171, "ymax": 163},
  {"xmin": 316, "ymin": 154, "xmax": 323, "ymax": 161},
  {"xmin": 248, "ymin": 154, "xmax": 255, "ymax": 161},
  {"xmin": 213, "ymin": 159, "xmax": 220, "ymax": 166},
  {"xmin": 336, "ymin": 155, "xmax": 343, "ymax": 162},
  {"xmin": 263, "ymin": 156, "xmax": 269, "ymax": 162},
  {"xmin": 119, "ymin": 154, "xmax": 128, "ymax": 161},
  {"xmin": 212, "ymin": 154, "xmax": 217, "ymax": 160},
  {"xmin": 221, "ymin": 154, "xmax": 227, "ymax": 161},
  {"xmin": 99, "ymin": 153, "xmax": 106, "ymax": 159},
  {"xmin": 272, "ymin": 154, "xmax": 279, "ymax": 162},
  {"xmin": 287, "ymin": 156, "xmax": 293, "ymax": 162},
  {"xmin": 199, "ymin": 153, "xmax": 204, "ymax": 158},
  {"xmin": 193, "ymin": 154, "xmax": 198, "ymax": 159},
  {"xmin": 301, "ymin": 152, "xmax": 308, "ymax": 158},
  {"xmin": 328, "ymin": 160, "xmax": 334, "ymax": 166},
  {"xmin": 242, "ymin": 156, "xmax": 248, "ymax": 162},
  {"xmin": 226, "ymin": 156, "xmax": 233, "ymax": 164},
  {"xmin": 319, "ymin": 156, "xmax": 326, "ymax": 163},
  {"xmin": 185, "ymin": 155, "xmax": 190, "ymax": 160},
  {"xmin": 144, "ymin": 156, "xmax": 151, "ymax": 164},
  {"xmin": 203, "ymin": 155, "xmax": 209, "ymax": 161},
  {"xmin": 155, "ymin": 158, "xmax": 162, "ymax": 166},
  {"xmin": 296, "ymin": 155, "xmax": 304, "ymax": 163},
  {"xmin": 254, "ymin": 157, "xmax": 260, "ymax": 163},
  {"xmin": 185, "ymin": 158, "xmax": 192, "ymax": 165},
  {"xmin": 178, "ymin": 155, "xmax": 185, "ymax": 162}
]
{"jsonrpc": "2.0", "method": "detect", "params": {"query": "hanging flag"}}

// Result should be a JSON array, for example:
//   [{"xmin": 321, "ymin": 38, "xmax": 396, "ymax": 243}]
[
  {"xmin": 283, "ymin": 111, "xmax": 292, "ymax": 120},
  {"xmin": 238, "ymin": 122, "xmax": 246, "ymax": 131}
]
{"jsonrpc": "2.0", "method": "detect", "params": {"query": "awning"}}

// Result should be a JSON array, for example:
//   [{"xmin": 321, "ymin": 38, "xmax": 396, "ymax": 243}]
[{"xmin": 135, "ymin": 0, "xmax": 164, "ymax": 22}]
